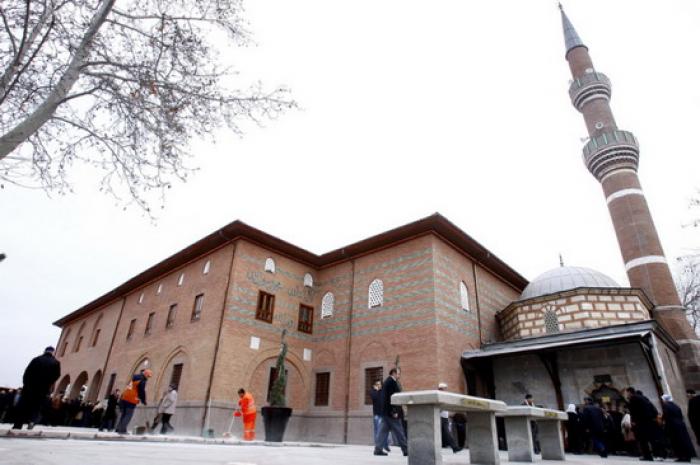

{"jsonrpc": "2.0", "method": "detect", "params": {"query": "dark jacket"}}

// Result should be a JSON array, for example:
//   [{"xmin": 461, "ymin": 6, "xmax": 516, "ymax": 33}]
[
  {"xmin": 105, "ymin": 393, "xmax": 118, "ymax": 416},
  {"xmin": 628, "ymin": 393, "xmax": 657, "ymax": 424},
  {"xmin": 382, "ymin": 376, "xmax": 402, "ymax": 418},
  {"xmin": 688, "ymin": 395, "xmax": 700, "ymax": 433},
  {"xmin": 662, "ymin": 400, "xmax": 696, "ymax": 459},
  {"xmin": 22, "ymin": 352, "xmax": 61, "ymax": 396},
  {"xmin": 370, "ymin": 389, "xmax": 383, "ymax": 416},
  {"xmin": 121, "ymin": 374, "xmax": 148, "ymax": 406},
  {"xmin": 581, "ymin": 404, "xmax": 606, "ymax": 435}
]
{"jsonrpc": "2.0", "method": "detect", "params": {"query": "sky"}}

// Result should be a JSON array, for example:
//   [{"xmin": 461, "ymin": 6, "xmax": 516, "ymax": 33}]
[{"xmin": 1, "ymin": 0, "xmax": 699, "ymax": 387}]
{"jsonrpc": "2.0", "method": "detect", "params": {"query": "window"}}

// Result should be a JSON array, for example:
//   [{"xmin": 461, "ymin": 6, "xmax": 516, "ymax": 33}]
[
  {"xmin": 73, "ymin": 323, "xmax": 86, "ymax": 352},
  {"xmin": 170, "ymin": 363, "xmax": 184, "ymax": 390},
  {"xmin": 364, "ymin": 367, "xmax": 383, "ymax": 405},
  {"xmin": 126, "ymin": 319, "xmax": 136, "ymax": 340},
  {"xmin": 157, "ymin": 283, "xmax": 163, "ymax": 295},
  {"xmin": 264, "ymin": 258, "xmax": 276, "ymax": 273},
  {"xmin": 459, "ymin": 281, "xmax": 470, "ymax": 311},
  {"xmin": 145, "ymin": 312, "xmax": 155, "ymax": 335},
  {"xmin": 303, "ymin": 273, "xmax": 313, "ymax": 288},
  {"xmin": 91, "ymin": 329, "xmax": 101, "ymax": 347},
  {"xmin": 298, "ymin": 304, "xmax": 314, "ymax": 334},
  {"xmin": 203, "ymin": 260, "xmax": 211, "ymax": 275},
  {"xmin": 166, "ymin": 304, "xmax": 177, "ymax": 328},
  {"xmin": 74, "ymin": 336, "xmax": 83, "ymax": 352},
  {"xmin": 315, "ymin": 372, "xmax": 330, "ymax": 406},
  {"xmin": 321, "ymin": 292, "xmax": 334, "ymax": 319},
  {"xmin": 105, "ymin": 373, "xmax": 117, "ymax": 397},
  {"xmin": 368, "ymin": 279, "xmax": 384, "ymax": 308},
  {"xmin": 256, "ymin": 291, "xmax": 275, "ymax": 323},
  {"xmin": 138, "ymin": 292, "xmax": 145, "ymax": 304},
  {"xmin": 177, "ymin": 273, "xmax": 185, "ymax": 286},
  {"xmin": 266, "ymin": 367, "xmax": 287, "ymax": 402},
  {"xmin": 59, "ymin": 341, "xmax": 68, "ymax": 357},
  {"xmin": 191, "ymin": 294, "xmax": 204, "ymax": 321},
  {"xmin": 544, "ymin": 307, "xmax": 560, "ymax": 334}
]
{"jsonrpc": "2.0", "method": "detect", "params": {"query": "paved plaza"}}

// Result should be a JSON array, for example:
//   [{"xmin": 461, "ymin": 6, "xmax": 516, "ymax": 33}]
[{"xmin": 1, "ymin": 425, "xmax": 699, "ymax": 465}]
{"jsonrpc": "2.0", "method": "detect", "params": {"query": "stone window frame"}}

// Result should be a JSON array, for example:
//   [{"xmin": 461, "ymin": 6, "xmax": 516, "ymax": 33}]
[
  {"xmin": 264, "ymin": 258, "xmax": 276, "ymax": 273},
  {"xmin": 459, "ymin": 281, "xmax": 471, "ymax": 311},
  {"xmin": 368, "ymin": 278, "xmax": 384, "ymax": 309},
  {"xmin": 303, "ymin": 273, "xmax": 314, "ymax": 288},
  {"xmin": 321, "ymin": 292, "xmax": 334, "ymax": 319},
  {"xmin": 313, "ymin": 370, "xmax": 332, "ymax": 408}
]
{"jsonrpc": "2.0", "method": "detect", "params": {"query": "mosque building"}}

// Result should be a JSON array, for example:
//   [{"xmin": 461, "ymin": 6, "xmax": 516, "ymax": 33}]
[{"xmin": 50, "ymin": 7, "xmax": 698, "ymax": 442}]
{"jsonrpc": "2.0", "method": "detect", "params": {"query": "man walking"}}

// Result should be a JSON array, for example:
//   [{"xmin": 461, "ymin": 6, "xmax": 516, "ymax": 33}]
[
  {"xmin": 437, "ymin": 382, "xmax": 462, "ymax": 453},
  {"xmin": 661, "ymin": 394, "xmax": 695, "ymax": 462},
  {"xmin": 236, "ymin": 388, "xmax": 256, "ymax": 440},
  {"xmin": 115, "ymin": 369, "xmax": 152, "ymax": 434},
  {"xmin": 580, "ymin": 397, "xmax": 608, "ymax": 458},
  {"xmin": 373, "ymin": 368, "xmax": 408, "ymax": 457},
  {"xmin": 625, "ymin": 386, "xmax": 656, "ymax": 461},
  {"xmin": 687, "ymin": 389, "xmax": 700, "ymax": 444},
  {"xmin": 12, "ymin": 346, "xmax": 61, "ymax": 430}
]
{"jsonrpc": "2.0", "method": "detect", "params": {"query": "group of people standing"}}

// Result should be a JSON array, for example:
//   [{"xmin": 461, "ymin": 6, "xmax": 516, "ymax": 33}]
[{"xmin": 565, "ymin": 387, "xmax": 697, "ymax": 462}]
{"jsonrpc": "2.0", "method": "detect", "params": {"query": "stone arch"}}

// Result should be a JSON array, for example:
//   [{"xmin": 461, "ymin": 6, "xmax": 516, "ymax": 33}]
[
  {"xmin": 315, "ymin": 349, "xmax": 335, "ymax": 367},
  {"xmin": 243, "ymin": 347, "xmax": 309, "ymax": 411},
  {"xmin": 126, "ymin": 353, "xmax": 152, "ymax": 384},
  {"xmin": 56, "ymin": 374, "xmax": 70, "ymax": 396},
  {"xmin": 154, "ymin": 347, "xmax": 189, "ymax": 399},
  {"xmin": 87, "ymin": 370, "xmax": 102, "ymax": 402},
  {"xmin": 359, "ymin": 340, "xmax": 389, "ymax": 363},
  {"xmin": 70, "ymin": 371, "xmax": 89, "ymax": 400}
]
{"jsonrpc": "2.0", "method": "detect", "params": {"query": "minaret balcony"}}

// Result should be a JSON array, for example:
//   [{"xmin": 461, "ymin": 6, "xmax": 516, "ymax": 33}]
[
  {"xmin": 569, "ymin": 71, "xmax": 611, "ymax": 111},
  {"xmin": 582, "ymin": 130, "xmax": 639, "ymax": 180}
]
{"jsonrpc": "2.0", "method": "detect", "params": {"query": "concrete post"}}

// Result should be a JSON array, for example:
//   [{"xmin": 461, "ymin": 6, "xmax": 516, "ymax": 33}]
[
  {"xmin": 405, "ymin": 404, "xmax": 442, "ymax": 465},
  {"xmin": 538, "ymin": 421, "xmax": 565, "ymax": 460},
  {"xmin": 504, "ymin": 416, "xmax": 534, "ymax": 462},
  {"xmin": 467, "ymin": 411, "xmax": 500, "ymax": 465}
]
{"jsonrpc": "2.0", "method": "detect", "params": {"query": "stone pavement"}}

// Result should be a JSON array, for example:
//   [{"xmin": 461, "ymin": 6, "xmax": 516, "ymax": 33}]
[{"xmin": 1, "ymin": 425, "xmax": 699, "ymax": 465}]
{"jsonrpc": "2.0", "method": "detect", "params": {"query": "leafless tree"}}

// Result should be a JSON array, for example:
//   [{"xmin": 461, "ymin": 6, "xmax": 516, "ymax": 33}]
[
  {"xmin": 677, "ymin": 255, "xmax": 700, "ymax": 334},
  {"xmin": 0, "ymin": 0, "xmax": 295, "ymax": 211}
]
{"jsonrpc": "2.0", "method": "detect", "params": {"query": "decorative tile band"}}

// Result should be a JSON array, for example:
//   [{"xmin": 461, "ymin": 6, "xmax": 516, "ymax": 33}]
[
  {"xmin": 606, "ymin": 188, "xmax": 644, "ymax": 205},
  {"xmin": 624, "ymin": 255, "xmax": 667, "ymax": 272}
]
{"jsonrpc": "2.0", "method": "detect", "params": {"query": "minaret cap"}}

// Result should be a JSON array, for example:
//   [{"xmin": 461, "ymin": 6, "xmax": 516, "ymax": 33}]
[{"xmin": 559, "ymin": 3, "xmax": 587, "ymax": 57}]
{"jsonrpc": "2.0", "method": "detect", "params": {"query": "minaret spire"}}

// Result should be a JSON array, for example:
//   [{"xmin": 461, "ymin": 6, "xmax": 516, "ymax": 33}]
[
  {"xmin": 559, "ymin": 4, "xmax": 587, "ymax": 57},
  {"xmin": 561, "ymin": 8, "xmax": 700, "ymax": 389}
]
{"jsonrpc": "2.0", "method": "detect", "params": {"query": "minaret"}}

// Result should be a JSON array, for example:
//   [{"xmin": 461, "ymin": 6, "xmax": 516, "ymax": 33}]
[{"xmin": 560, "ymin": 5, "xmax": 700, "ymax": 387}]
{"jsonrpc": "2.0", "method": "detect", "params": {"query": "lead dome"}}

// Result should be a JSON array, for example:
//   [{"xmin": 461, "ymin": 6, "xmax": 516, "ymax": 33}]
[{"xmin": 520, "ymin": 266, "xmax": 619, "ymax": 300}]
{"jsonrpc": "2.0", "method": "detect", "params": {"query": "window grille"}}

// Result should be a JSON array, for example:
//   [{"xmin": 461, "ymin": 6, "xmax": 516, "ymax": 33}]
[
  {"xmin": 368, "ymin": 279, "xmax": 384, "ymax": 308},
  {"xmin": 298, "ymin": 304, "xmax": 314, "ymax": 334},
  {"xmin": 544, "ymin": 308, "xmax": 560, "ymax": 334},
  {"xmin": 315, "ymin": 372, "xmax": 330, "ymax": 406},
  {"xmin": 256, "ymin": 291, "xmax": 275, "ymax": 323},
  {"xmin": 191, "ymin": 294, "xmax": 204, "ymax": 321},
  {"xmin": 321, "ymin": 292, "xmax": 334, "ymax": 319},
  {"xmin": 264, "ymin": 258, "xmax": 276, "ymax": 273},
  {"xmin": 303, "ymin": 273, "xmax": 313, "ymax": 288},
  {"xmin": 364, "ymin": 367, "xmax": 384, "ymax": 404},
  {"xmin": 459, "ymin": 281, "xmax": 470, "ymax": 311}
]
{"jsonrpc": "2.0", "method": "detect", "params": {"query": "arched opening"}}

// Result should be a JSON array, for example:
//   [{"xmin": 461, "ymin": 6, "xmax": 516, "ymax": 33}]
[
  {"xmin": 87, "ymin": 370, "xmax": 102, "ymax": 402},
  {"xmin": 55, "ymin": 374, "xmax": 71, "ymax": 397},
  {"xmin": 70, "ymin": 371, "xmax": 89, "ymax": 400},
  {"xmin": 154, "ymin": 349, "xmax": 188, "ymax": 399}
]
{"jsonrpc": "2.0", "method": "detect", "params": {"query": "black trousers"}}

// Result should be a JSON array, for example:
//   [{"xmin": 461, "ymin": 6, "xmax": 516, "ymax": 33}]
[
  {"xmin": 160, "ymin": 413, "xmax": 173, "ymax": 434},
  {"xmin": 12, "ymin": 392, "xmax": 43, "ymax": 429},
  {"xmin": 634, "ymin": 422, "xmax": 654, "ymax": 459},
  {"xmin": 441, "ymin": 417, "xmax": 459, "ymax": 450}
]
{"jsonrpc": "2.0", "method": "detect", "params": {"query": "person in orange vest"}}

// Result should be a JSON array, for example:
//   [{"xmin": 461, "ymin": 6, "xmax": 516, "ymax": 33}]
[
  {"xmin": 115, "ymin": 369, "xmax": 152, "ymax": 434},
  {"xmin": 235, "ymin": 388, "xmax": 256, "ymax": 440}
]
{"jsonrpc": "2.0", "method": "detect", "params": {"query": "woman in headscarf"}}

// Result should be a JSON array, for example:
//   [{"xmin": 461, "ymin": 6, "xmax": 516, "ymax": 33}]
[{"xmin": 565, "ymin": 403, "xmax": 583, "ymax": 454}]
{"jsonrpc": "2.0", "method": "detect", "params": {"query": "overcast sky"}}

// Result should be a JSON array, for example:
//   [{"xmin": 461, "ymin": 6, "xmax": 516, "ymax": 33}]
[{"xmin": 1, "ymin": 1, "xmax": 699, "ymax": 387}]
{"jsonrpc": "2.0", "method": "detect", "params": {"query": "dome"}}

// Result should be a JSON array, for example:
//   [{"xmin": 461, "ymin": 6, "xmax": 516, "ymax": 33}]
[{"xmin": 520, "ymin": 266, "xmax": 619, "ymax": 300}]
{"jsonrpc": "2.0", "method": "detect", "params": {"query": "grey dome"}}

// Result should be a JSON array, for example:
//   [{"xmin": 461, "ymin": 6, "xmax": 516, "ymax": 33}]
[{"xmin": 520, "ymin": 266, "xmax": 619, "ymax": 300}]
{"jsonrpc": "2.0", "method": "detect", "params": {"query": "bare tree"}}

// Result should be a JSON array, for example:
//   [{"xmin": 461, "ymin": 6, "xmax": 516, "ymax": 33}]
[
  {"xmin": 677, "ymin": 255, "xmax": 700, "ymax": 334},
  {"xmin": 0, "ymin": 0, "xmax": 295, "ymax": 210}
]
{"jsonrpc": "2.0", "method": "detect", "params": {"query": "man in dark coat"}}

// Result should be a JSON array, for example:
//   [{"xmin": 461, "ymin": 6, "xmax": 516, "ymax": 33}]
[
  {"xmin": 373, "ymin": 368, "xmax": 408, "ymax": 456},
  {"xmin": 99, "ymin": 389, "xmax": 120, "ymax": 431},
  {"xmin": 625, "ymin": 387, "xmax": 656, "ymax": 461},
  {"xmin": 580, "ymin": 397, "xmax": 608, "ymax": 457},
  {"xmin": 661, "ymin": 394, "xmax": 695, "ymax": 462},
  {"xmin": 369, "ymin": 380, "xmax": 389, "ymax": 452},
  {"xmin": 12, "ymin": 346, "xmax": 61, "ymax": 430},
  {"xmin": 687, "ymin": 389, "xmax": 700, "ymax": 444}
]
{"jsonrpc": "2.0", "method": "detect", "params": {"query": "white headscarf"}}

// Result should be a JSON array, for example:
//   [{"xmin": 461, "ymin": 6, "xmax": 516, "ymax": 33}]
[
  {"xmin": 566, "ymin": 403, "xmax": 577, "ymax": 413},
  {"xmin": 662, "ymin": 394, "xmax": 673, "ymax": 402}
]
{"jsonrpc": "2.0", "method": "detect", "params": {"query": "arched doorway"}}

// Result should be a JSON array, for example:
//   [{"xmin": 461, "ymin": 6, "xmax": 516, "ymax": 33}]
[
  {"xmin": 69, "ymin": 371, "xmax": 89, "ymax": 400},
  {"xmin": 87, "ymin": 370, "xmax": 102, "ymax": 402},
  {"xmin": 56, "ymin": 374, "xmax": 70, "ymax": 397}
]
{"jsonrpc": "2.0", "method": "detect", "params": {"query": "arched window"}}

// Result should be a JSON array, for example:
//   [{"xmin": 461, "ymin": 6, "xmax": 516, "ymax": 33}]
[
  {"xmin": 91, "ymin": 314, "xmax": 103, "ymax": 347},
  {"xmin": 544, "ymin": 307, "xmax": 560, "ymax": 334},
  {"xmin": 177, "ymin": 272, "xmax": 185, "ymax": 286},
  {"xmin": 203, "ymin": 260, "xmax": 211, "ymax": 274},
  {"xmin": 73, "ymin": 322, "xmax": 86, "ymax": 352},
  {"xmin": 321, "ymin": 292, "xmax": 334, "ymax": 319},
  {"xmin": 264, "ymin": 258, "xmax": 276, "ymax": 273},
  {"xmin": 138, "ymin": 292, "xmax": 145, "ymax": 304},
  {"xmin": 459, "ymin": 281, "xmax": 470, "ymax": 311},
  {"xmin": 303, "ymin": 273, "xmax": 313, "ymax": 288},
  {"xmin": 368, "ymin": 279, "xmax": 384, "ymax": 308},
  {"xmin": 157, "ymin": 283, "xmax": 163, "ymax": 295}
]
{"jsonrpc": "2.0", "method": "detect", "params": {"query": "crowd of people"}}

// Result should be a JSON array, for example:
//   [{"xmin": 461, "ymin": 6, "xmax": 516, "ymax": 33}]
[{"xmin": 565, "ymin": 387, "xmax": 697, "ymax": 462}]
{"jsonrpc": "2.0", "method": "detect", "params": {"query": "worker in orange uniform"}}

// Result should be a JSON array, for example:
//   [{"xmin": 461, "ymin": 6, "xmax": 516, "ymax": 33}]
[
  {"xmin": 115, "ymin": 369, "xmax": 153, "ymax": 434},
  {"xmin": 235, "ymin": 388, "xmax": 256, "ymax": 440}
]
